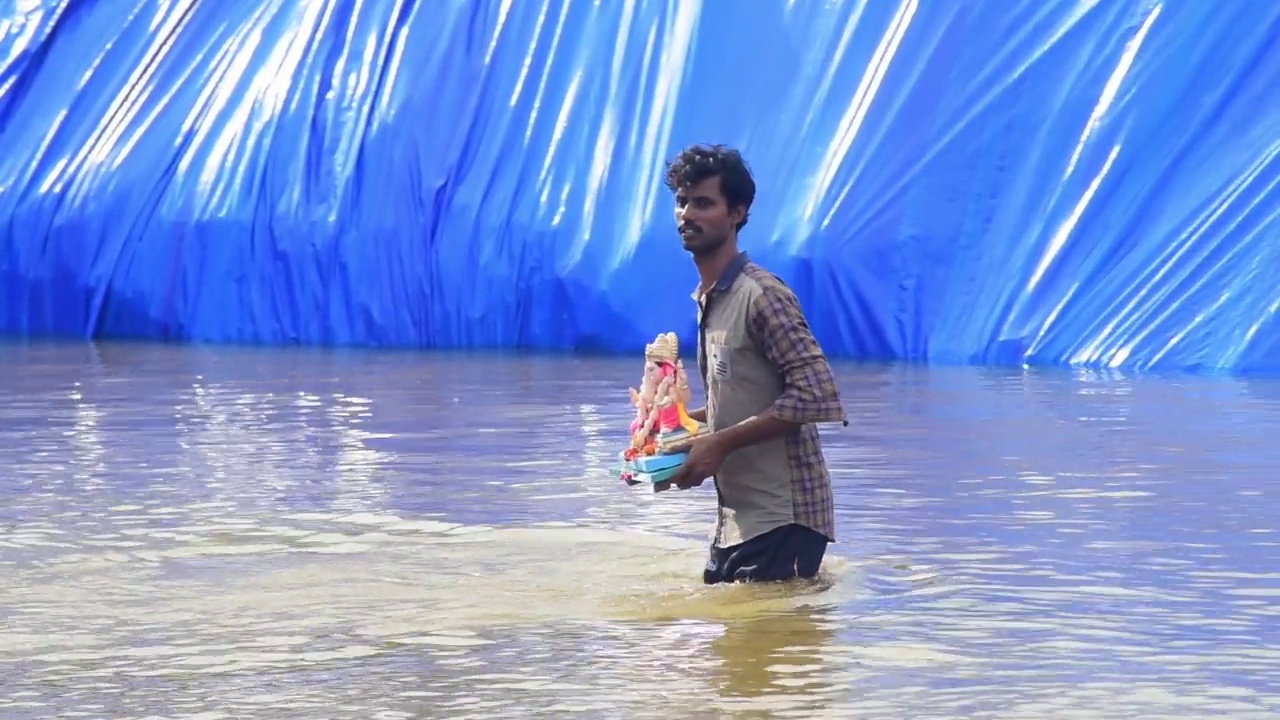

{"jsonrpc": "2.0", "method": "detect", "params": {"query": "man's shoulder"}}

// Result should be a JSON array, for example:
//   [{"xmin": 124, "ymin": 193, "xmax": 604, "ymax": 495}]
[
  {"xmin": 736, "ymin": 261, "xmax": 791, "ymax": 294},
  {"xmin": 738, "ymin": 262, "xmax": 802, "ymax": 312}
]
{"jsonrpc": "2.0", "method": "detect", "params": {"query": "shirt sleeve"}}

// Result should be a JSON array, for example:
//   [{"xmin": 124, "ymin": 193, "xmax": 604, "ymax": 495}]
[{"xmin": 747, "ymin": 284, "xmax": 847, "ymax": 426}]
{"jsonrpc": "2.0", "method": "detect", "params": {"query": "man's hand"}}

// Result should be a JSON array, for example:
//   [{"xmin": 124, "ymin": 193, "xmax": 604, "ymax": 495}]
[{"xmin": 655, "ymin": 434, "xmax": 727, "ymax": 492}]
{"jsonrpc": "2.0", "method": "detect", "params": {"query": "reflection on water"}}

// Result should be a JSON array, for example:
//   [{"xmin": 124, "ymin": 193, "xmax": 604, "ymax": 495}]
[{"xmin": 1, "ymin": 340, "xmax": 1279, "ymax": 718}]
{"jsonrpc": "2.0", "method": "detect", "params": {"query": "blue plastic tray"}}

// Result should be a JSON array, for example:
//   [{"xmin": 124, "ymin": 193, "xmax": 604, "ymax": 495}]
[
  {"xmin": 631, "ymin": 452, "xmax": 687, "ymax": 472},
  {"xmin": 616, "ymin": 449, "xmax": 689, "ymax": 485}
]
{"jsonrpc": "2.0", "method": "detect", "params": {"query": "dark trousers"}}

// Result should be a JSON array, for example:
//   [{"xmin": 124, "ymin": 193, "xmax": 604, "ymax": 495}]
[{"xmin": 703, "ymin": 522, "xmax": 830, "ymax": 585}]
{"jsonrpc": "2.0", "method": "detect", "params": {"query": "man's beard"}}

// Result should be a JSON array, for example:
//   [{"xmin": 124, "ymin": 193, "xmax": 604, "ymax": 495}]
[{"xmin": 683, "ymin": 232, "xmax": 727, "ymax": 257}]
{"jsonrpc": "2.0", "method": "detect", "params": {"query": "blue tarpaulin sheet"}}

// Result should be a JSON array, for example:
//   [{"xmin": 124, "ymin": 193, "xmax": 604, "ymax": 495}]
[{"xmin": 3, "ymin": 0, "xmax": 1280, "ymax": 373}]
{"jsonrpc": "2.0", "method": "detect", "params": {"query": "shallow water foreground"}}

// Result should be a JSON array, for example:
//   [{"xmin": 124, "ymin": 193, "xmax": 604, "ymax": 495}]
[{"xmin": 1, "ymin": 340, "xmax": 1278, "ymax": 719}]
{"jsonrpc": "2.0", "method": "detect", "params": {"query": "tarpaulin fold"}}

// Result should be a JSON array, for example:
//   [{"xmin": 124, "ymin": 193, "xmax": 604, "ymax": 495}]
[{"xmin": 3, "ymin": 0, "xmax": 1280, "ymax": 373}]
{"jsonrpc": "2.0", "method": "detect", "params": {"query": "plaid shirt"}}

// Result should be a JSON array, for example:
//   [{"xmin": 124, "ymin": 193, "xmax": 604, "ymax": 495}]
[{"xmin": 694, "ymin": 256, "xmax": 846, "ymax": 545}]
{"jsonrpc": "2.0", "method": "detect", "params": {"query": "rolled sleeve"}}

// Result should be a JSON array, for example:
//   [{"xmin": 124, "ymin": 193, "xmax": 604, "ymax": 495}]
[{"xmin": 747, "ymin": 285, "xmax": 846, "ymax": 426}]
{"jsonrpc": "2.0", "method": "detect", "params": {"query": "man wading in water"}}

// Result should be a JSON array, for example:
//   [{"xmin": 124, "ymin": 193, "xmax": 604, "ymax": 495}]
[{"xmin": 656, "ymin": 143, "xmax": 848, "ymax": 585}]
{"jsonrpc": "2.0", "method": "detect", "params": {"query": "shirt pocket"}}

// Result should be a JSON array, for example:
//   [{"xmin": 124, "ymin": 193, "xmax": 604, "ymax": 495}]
[{"xmin": 707, "ymin": 342, "xmax": 733, "ymax": 382}]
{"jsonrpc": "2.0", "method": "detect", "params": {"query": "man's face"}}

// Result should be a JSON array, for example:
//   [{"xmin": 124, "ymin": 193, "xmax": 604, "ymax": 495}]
[{"xmin": 673, "ymin": 175, "xmax": 742, "ymax": 257}]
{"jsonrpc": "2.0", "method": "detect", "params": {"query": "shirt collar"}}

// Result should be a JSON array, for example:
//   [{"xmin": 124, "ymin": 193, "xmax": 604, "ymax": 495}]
[{"xmin": 690, "ymin": 251, "xmax": 750, "ymax": 302}]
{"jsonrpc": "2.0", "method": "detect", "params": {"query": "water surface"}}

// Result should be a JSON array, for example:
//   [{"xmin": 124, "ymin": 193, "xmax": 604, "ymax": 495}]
[{"xmin": 1, "ymin": 340, "xmax": 1278, "ymax": 718}]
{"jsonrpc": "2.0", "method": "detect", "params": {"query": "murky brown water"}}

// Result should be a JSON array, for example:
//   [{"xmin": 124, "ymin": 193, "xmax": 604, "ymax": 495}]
[{"xmin": 1, "ymin": 340, "xmax": 1278, "ymax": 718}]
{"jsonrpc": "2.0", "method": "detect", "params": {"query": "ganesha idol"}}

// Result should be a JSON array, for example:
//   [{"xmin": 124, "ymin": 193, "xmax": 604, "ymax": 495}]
[{"xmin": 617, "ymin": 331, "xmax": 708, "ymax": 486}]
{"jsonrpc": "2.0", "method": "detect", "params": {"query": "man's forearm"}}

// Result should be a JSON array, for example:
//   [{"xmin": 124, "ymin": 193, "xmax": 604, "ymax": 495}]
[{"xmin": 710, "ymin": 412, "xmax": 800, "ymax": 454}]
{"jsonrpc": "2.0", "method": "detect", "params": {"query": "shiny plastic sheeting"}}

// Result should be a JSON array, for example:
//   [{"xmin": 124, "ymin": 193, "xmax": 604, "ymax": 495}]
[{"xmin": 3, "ymin": 0, "xmax": 1280, "ymax": 373}]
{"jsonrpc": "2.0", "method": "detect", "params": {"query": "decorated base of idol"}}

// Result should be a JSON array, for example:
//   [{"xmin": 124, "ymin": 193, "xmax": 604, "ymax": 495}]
[{"xmin": 617, "ymin": 332, "xmax": 708, "ymax": 487}]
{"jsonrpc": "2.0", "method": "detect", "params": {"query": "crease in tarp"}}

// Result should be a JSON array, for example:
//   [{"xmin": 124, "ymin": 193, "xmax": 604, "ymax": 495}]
[{"xmin": 3, "ymin": 0, "xmax": 1280, "ymax": 374}]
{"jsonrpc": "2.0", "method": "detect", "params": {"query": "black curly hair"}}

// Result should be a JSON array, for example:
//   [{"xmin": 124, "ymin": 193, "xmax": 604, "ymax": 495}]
[{"xmin": 663, "ymin": 143, "xmax": 756, "ymax": 232}]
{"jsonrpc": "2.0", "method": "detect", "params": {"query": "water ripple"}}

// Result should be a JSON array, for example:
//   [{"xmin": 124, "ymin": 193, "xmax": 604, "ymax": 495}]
[{"xmin": 0, "ymin": 341, "xmax": 1278, "ymax": 718}]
